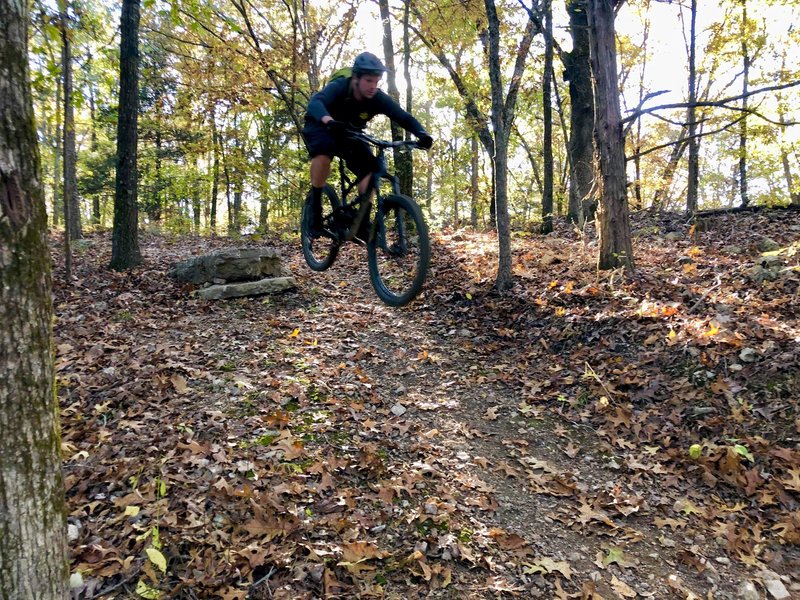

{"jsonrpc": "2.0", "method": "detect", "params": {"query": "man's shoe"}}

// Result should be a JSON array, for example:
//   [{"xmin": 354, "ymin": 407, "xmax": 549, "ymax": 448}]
[{"xmin": 309, "ymin": 205, "xmax": 324, "ymax": 237}]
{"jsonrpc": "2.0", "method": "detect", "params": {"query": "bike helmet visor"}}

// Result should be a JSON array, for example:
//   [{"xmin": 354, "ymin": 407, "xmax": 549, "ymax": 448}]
[{"xmin": 352, "ymin": 52, "xmax": 387, "ymax": 77}]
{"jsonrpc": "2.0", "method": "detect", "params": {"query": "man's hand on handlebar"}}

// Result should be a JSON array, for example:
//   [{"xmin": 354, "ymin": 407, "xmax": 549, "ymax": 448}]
[
  {"xmin": 325, "ymin": 119, "xmax": 349, "ymax": 135},
  {"xmin": 416, "ymin": 132, "xmax": 433, "ymax": 150}
]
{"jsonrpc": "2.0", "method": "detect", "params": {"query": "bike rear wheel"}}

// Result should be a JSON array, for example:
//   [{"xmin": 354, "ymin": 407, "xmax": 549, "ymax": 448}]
[
  {"xmin": 301, "ymin": 185, "xmax": 341, "ymax": 271},
  {"xmin": 367, "ymin": 194, "xmax": 430, "ymax": 307}
]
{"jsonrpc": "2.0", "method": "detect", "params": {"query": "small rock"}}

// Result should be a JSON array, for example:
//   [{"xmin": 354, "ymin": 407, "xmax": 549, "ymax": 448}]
[
  {"xmin": 736, "ymin": 581, "xmax": 759, "ymax": 600},
  {"xmin": 665, "ymin": 232, "xmax": 684, "ymax": 241},
  {"xmin": 758, "ymin": 237, "xmax": 780, "ymax": 252},
  {"xmin": 765, "ymin": 578, "xmax": 790, "ymax": 600},
  {"xmin": 739, "ymin": 348, "xmax": 758, "ymax": 363},
  {"xmin": 67, "ymin": 523, "xmax": 80, "ymax": 542},
  {"xmin": 677, "ymin": 256, "xmax": 695, "ymax": 265},
  {"xmin": 721, "ymin": 245, "xmax": 744, "ymax": 255},
  {"xmin": 69, "ymin": 572, "xmax": 84, "ymax": 590},
  {"xmin": 391, "ymin": 403, "xmax": 407, "ymax": 416},
  {"xmin": 715, "ymin": 556, "xmax": 730, "ymax": 565}
]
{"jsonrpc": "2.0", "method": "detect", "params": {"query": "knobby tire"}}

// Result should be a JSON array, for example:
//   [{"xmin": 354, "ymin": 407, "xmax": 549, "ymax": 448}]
[
  {"xmin": 367, "ymin": 194, "xmax": 430, "ymax": 307},
  {"xmin": 301, "ymin": 185, "xmax": 340, "ymax": 271}
]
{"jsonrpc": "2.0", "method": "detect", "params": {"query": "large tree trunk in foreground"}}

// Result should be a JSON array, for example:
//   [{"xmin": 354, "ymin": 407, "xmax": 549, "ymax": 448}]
[
  {"xmin": 0, "ymin": 0, "xmax": 69, "ymax": 596},
  {"xmin": 110, "ymin": 0, "xmax": 143, "ymax": 270},
  {"xmin": 587, "ymin": 0, "xmax": 634, "ymax": 270}
]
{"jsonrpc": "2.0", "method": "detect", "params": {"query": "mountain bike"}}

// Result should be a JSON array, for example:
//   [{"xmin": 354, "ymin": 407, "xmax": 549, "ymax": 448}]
[{"xmin": 300, "ymin": 130, "xmax": 431, "ymax": 307}]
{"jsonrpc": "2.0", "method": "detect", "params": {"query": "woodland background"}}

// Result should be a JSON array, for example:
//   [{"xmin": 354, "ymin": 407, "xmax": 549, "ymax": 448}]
[{"xmin": 32, "ymin": 0, "xmax": 800, "ymax": 243}]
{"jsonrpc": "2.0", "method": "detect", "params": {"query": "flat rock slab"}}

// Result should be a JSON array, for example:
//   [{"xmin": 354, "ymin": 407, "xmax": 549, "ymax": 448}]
[
  {"xmin": 169, "ymin": 247, "xmax": 288, "ymax": 284},
  {"xmin": 198, "ymin": 276, "xmax": 296, "ymax": 300}
]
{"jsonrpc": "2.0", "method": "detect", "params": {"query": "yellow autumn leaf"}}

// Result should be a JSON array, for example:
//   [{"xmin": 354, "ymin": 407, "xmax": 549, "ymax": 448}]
[
  {"xmin": 135, "ymin": 580, "xmax": 162, "ymax": 599},
  {"xmin": 124, "ymin": 505, "xmax": 140, "ymax": 517},
  {"xmin": 289, "ymin": 328, "xmax": 300, "ymax": 338},
  {"xmin": 146, "ymin": 547, "xmax": 167, "ymax": 573}
]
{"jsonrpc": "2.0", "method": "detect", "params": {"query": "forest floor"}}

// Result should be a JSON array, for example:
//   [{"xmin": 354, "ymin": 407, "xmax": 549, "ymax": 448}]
[{"xmin": 54, "ymin": 209, "xmax": 800, "ymax": 600}]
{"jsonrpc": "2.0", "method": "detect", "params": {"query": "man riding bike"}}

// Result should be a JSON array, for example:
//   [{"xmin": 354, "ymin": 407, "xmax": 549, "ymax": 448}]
[{"xmin": 302, "ymin": 52, "xmax": 433, "ymax": 238}]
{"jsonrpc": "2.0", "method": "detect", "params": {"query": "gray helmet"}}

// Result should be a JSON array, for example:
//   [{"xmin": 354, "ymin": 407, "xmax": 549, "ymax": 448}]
[{"xmin": 352, "ymin": 52, "xmax": 387, "ymax": 76}]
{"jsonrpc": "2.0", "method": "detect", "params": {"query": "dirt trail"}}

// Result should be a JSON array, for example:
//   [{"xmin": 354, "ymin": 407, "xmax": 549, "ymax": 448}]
[
  {"xmin": 57, "ymin": 221, "xmax": 799, "ymax": 599},
  {"xmin": 281, "ymin": 241, "xmax": 793, "ymax": 600}
]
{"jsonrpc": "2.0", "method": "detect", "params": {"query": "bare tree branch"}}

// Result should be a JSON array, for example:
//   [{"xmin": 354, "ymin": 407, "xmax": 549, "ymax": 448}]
[{"xmin": 622, "ymin": 79, "xmax": 800, "ymax": 124}]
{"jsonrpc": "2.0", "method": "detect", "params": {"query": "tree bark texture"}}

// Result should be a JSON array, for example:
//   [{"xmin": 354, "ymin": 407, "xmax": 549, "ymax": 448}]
[
  {"xmin": 738, "ymin": 0, "xmax": 749, "ymax": 207},
  {"xmin": 484, "ymin": 0, "xmax": 512, "ymax": 290},
  {"xmin": 541, "ymin": 0, "xmax": 554, "ymax": 234},
  {"xmin": 379, "ymin": 0, "xmax": 413, "ymax": 197},
  {"xmin": 0, "ymin": 0, "xmax": 69, "ymax": 595},
  {"xmin": 686, "ymin": 0, "xmax": 699, "ymax": 214},
  {"xmin": 60, "ymin": 4, "xmax": 82, "ymax": 240},
  {"xmin": 587, "ymin": 0, "xmax": 634, "ymax": 270},
  {"xmin": 110, "ymin": 0, "xmax": 143, "ymax": 270},
  {"xmin": 52, "ymin": 69, "xmax": 62, "ymax": 226},
  {"xmin": 401, "ymin": 0, "xmax": 414, "ymax": 196},
  {"xmin": 211, "ymin": 115, "xmax": 219, "ymax": 229},
  {"xmin": 470, "ymin": 134, "xmax": 479, "ymax": 229},
  {"xmin": 565, "ymin": 0, "xmax": 595, "ymax": 225}
]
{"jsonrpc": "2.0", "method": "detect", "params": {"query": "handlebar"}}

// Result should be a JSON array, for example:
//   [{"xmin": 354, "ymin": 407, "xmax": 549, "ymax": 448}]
[{"xmin": 345, "ymin": 128, "xmax": 421, "ymax": 150}]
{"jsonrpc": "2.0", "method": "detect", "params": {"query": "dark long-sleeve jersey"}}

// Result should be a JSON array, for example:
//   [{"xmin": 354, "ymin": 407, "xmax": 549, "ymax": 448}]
[{"xmin": 304, "ymin": 76, "xmax": 427, "ymax": 136}]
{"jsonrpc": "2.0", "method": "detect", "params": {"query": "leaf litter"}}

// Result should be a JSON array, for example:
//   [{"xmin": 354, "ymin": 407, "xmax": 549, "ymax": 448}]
[{"xmin": 54, "ymin": 210, "xmax": 799, "ymax": 599}]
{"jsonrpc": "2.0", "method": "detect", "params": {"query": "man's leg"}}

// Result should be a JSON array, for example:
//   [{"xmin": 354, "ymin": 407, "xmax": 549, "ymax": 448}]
[{"xmin": 309, "ymin": 154, "xmax": 332, "ymax": 232}]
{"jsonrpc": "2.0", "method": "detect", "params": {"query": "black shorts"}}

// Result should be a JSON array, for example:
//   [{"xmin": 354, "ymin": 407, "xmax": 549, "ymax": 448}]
[{"xmin": 302, "ymin": 123, "xmax": 378, "ymax": 180}]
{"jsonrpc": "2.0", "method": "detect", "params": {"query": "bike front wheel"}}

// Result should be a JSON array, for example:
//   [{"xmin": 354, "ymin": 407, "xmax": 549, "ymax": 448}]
[
  {"xmin": 367, "ymin": 194, "xmax": 430, "ymax": 307},
  {"xmin": 301, "ymin": 185, "xmax": 340, "ymax": 271}
]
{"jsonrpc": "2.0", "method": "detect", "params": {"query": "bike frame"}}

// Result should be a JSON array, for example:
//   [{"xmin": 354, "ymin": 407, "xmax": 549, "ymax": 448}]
[{"xmin": 337, "ymin": 131, "xmax": 414, "ymax": 210}]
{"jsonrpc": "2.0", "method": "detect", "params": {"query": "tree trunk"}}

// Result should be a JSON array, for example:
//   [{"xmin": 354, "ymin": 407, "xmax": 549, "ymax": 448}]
[
  {"xmin": 379, "ymin": 0, "xmax": 413, "ymax": 197},
  {"xmin": 401, "ymin": 0, "xmax": 414, "ymax": 196},
  {"xmin": 587, "ymin": 0, "xmax": 634, "ymax": 270},
  {"xmin": 738, "ymin": 0, "xmax": 749, "ymax": 207},
  {"xmin": 192, "ymin": 157, "xmax": 201, "ymax": 231},
  {"xmin": 0, "ymin": 0, "xmax": 70, "ymax": 595},
  {"xmin": 53, "ymin": 66, "xmax": 63, "ymax": 227},
  {"xmin": 686, "ymin": 0, "xmax": 699, "ymax": 214},
  {"xmin": 541, "ymin": 0, "xmax": 554, "ymax": 234},
  {"xmin": 60, "ymin": 2, "xmax": 82, "ymax": 240},
  {"xmin": 211, "ymin": 115, "xmax": 219, "ymax": 230},
  {"xmin": 110, "ymin": 0, "xmax": 143, "ymax": 270},
  {"xmin": 565, "ymin": 0, "xmax": 595, "ymax": 225},
  {"xmin": 470, "ymin": 134, "xmax": 479, "ymax": 229},
  {"xmin": 450, "ymin": 139, "xmax": 459, "ymax": 225},
  {"xmin": 485, "ymin": 0, "xmax": 513, "ymax": 290},
  {"xmin": 87, "ymin": 51, "xmax": 101, "ymax": 225},
  {"xmin": 147, "ymin": 129, "xmax": 162, "ymax": 222},
  {"xmin": 257, "ymin": 115, "xmax": 272, "ymax": 231},
  {"xmin": 651, "ymin": 126, "xmax": 689, "ymax": 212}
]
